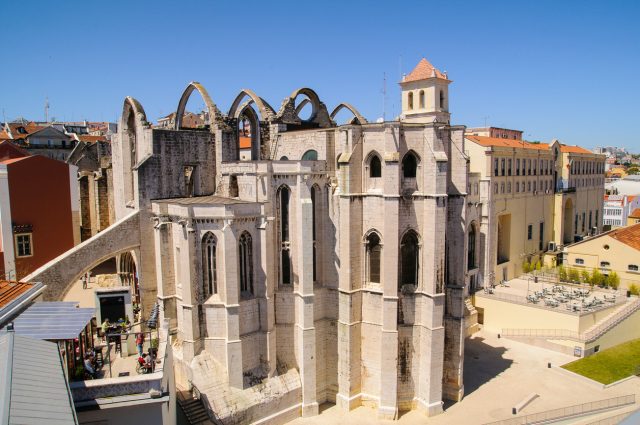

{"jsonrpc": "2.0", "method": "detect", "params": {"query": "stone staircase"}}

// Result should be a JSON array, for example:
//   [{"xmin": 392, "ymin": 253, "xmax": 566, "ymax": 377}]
[{"xmin": 177, "ymin": 390, "xmax": 215, "ymax": 425}]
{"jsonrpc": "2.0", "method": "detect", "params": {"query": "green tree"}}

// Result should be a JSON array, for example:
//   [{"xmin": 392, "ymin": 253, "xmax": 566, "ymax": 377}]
[
  {"xmin": 568, "ymin": 267, "xmax": 580, "ymax": 283},
  {"xmin": 591, "ymin": 269, "xmax": 605, "ymax": 287},
  {"xmin": 607, "ymin": 272, "xmax": 620, "ymax": 290},
  {"xmin": 522, "ymin": 262, "xmax": 531, "ymax": 273},
  {"xmin": 628, "ymin": 167, "xmax": 640, "ymax": 175},
  {"xmin": 581, "ymin": 269, "xmax": 591, "ymax": 285},
  {"xmin": 629, "ymin": 283, "xmax": 640, "ymax": 296},
  {"xmin": 535, "ymin": 261, "xmax": 542, "ymax": 272},
  {"xmin": 558, "ymin": 265, "xmax": 568, "ymax": 282}
]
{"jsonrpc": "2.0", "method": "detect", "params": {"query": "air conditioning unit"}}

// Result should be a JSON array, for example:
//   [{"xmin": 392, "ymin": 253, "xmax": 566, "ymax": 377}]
[
  {"xmin": 548, "ymin": 241, "xmax": 557, "ymax": 252},
  {"xmin": 592, "ymin": 226, "xmax": 598, "ymax": 235}
]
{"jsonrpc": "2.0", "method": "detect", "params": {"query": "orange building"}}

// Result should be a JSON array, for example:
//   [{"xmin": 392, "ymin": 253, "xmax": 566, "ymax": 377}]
[{"xmin": 0, "ymin": 141, "xmax": 80, "ymax": 279}]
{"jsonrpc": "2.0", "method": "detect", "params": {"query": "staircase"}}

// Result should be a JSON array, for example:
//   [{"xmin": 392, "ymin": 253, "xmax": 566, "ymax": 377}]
[
  {"xmin": 177, "ymin": 390, "xmax": 214, "ymax": 425},
  {"xmin": 583, "ymin": 298, "xmax": 640, "ymax": 342}
]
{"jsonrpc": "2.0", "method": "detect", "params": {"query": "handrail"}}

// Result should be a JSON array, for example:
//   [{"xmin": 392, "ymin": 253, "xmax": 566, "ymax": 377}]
[{"xmin": 483, "ymin": 394, "xmax": 635, "ymax": 425}]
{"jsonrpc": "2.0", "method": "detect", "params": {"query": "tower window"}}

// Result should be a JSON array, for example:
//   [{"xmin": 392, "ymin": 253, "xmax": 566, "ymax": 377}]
[
  {"xmin": 366, "ymin": 232, "xmax": 382, "ymax": 283},
  {"xmin": 419, "ymin": 90, "xmax": 425, "ymax": 108},
  {"xmin": 239, "ymin": 231, "xmax": 254, "ymax": 294},
  {"xmin": 400, "ymin": 231, "xmax": 420, "ymax": 288},
  {"xmin": 439, "ymin": 90, "xmax": 445, "ymax": 109},
  {"xmin": 202, "ymin": 232, "xmax": 217, "ymax": 296},
  {"xmin": 402, "ymin": 152, "xmax": 418, "ymax": 178},
  {"xmin": 370, "ymin": 155, "xmax": 382, "ymax": 178},
  {"xmin": 408, "ymin": 92, "xmax": 414, "ymax": 110},
  {"xmin": 278, "ymin": 186, "xmax": 291, "ymax": 285}
]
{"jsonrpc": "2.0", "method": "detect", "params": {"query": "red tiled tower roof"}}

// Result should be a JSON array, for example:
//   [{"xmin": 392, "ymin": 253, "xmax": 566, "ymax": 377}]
[{"xmin": 402, "ymin": 58, "xmax": 448, "ymax": 82}]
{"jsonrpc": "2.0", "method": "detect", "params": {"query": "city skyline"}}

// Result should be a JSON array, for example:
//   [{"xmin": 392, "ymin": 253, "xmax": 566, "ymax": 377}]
[{"xmin": 1, "ymin": 0, "xmax": 639, "ymax": 150}]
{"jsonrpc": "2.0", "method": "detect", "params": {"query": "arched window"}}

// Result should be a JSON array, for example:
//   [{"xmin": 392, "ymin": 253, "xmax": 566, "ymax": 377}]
[
  {"xmin": 468, "ymin": 224, "xmax": 477, "ymax": 270},
  {"xmin": 419, "ymin": 90, "xmax": 425, "ymax": 109},
  {"xmin": 202, "ymin": 232, "xmax": 217, "ymax": 296},
  {"xmin": 302, "ymin": 150, "xmax": 318, "ymax": 160},
  {"xmin": 400, "ymin": 231, "xmax": 419, "ymax": 288},
  {"xmin": 311, "ymin": 185, "xmax": 319, "ymax": 283},
  {"xmin": 408, "ymin": 92, "xmax": 414, "ymax": 110},
  {"xmin": 239, "ymin": 231, "xmax": 254, "ymax": 294},
  {"xmin": 439, "ymin": 90, "xmax": 445, "ymax": 109},
  {"xmin": 279, "ymin": 156, "xmax": 289, "ymax": 161},
  {"xmin": 278, "ymin": 186, "xmax": 291, "ymax": 285},
  {"xmin": 370, "ymin": 155, "xmax": 382, "ymax": 178},
  {"xmin": 366, "ymin": 232, "xmax": 382, "ymax": 283},
  {"xmin": 402, "ymin": 152, "xmax": 418, "ymax": 178}
]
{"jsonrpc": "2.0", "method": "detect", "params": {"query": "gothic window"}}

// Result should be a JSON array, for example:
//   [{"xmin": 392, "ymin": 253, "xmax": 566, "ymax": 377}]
[
  {"xmin": 402, "ymin": 152, "xmax": 418, "ymax": 178},
  {"xmin": 400, "ymin": 230, "xmax": 419, "ymax": 288},
  {"xmin": 419, "ymin": 90, "xmax": 425, "ymax": 108},
  {"xmin": 468, "ymin": 223, "xmax": 477, "ymax": 270},
  {"xmin": 366, "ymin": 232, "xmax": 382, "ymax": 283},
  {"xmin": 311, "ymin": 185, "xmax": 318, "ymax": 283},
  {"xmin": 278, "ymin": 186, "xmax": 292, "ymax": 285},
  {"xmin": 239, "ymin": 231, "xmax": 254, "ymax": 294},
  {"xmin": 202, "ymin": 232, "xmax": 217, "ymax": 296},
  {"xmin": 408, "ymin": 92, "xmax": 414, "ymax": 110},
  {"xmin": 370, "ymin": 155, "xmax": 382, "ymax": 178},
  {"xmin": 302, "ymin": 150, "xmax": 318, "ymax": 160}
]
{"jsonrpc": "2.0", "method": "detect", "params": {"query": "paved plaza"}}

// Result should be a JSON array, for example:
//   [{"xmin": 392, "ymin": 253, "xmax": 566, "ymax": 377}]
[{"xmin": 289, "ymin": 330, "xmax": 640, "ymax": 424}]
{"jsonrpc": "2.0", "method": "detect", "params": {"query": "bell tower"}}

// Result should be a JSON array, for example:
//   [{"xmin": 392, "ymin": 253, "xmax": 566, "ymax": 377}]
[{"xmin": 399, "ymin": 58, "xmax": 451, "ymax": 124}]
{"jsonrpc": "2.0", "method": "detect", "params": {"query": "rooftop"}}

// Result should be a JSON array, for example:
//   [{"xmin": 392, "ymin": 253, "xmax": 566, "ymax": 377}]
[
  {"xmin": 0, "ymin": 332, "xmax": 78, "ymax": 424},
  {"xmin": 0, "ymin": 280, "xmax": 36, "ymax": 308},
  {"xmin": 629, "ymin": 208, "xmax": 640, "ymax": 219},
  {"xmin": 402, "ymin": 58, "xmax": 448, "ymax": 82},
  {"xmin": 465, "ymin": 135, "xmax": 595, "ymax": 154},
  {"xmin": 6, "ymin": 301, "xmax": 95, "ymax": 340},
  {"xmin": 153, "ymin": 194, "xmax": 252, "ymax": 206},
  {"xmin": 608, "ymin": 222, "xmax": 640, "ymax": 251}
]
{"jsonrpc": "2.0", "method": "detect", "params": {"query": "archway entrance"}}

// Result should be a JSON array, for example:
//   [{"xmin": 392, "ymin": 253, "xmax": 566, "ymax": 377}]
[
  {"xmin": 563, "ymin": 199, "xmax": 574, "ymax": 244},
  {"xmin": 119, "ymin": 252, "xmax": 139, "ymax": 305}
]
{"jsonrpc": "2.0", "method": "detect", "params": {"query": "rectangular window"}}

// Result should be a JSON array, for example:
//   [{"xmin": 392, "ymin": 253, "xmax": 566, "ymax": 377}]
[
  {"xmin": 629, "ymin": 265, "xmax": 639, "ymax": 272},
  {"xmin": 575, "ymin": 258, "xmax": 584, "ymax": 265},
  {"xmin": 527, "ymin": 224, "xmax": 533, "ymax": 240},
  {"xmin": 15, "ymin": 233, "xmax": 33, "ymax": 257},
  {"xmin": 600, "ymin": 261, "xmax": 610, "ymax": 268},
  {"xmin": 508, "ymin": 159, "xmax": 512, "ymax": 176},
  {"xmin": 501, "ymin": 158, "xmax": 506, "ymax": 176},
  {"xmin": 539, "ymin": 222, "xmax": 544, "ymax": 251},
  {"xmin": 494, "ymin": 159, "xmax": 499, "ymax": 177},
  {"xmin": 516, "ymin": 159, "xmax": 520, "ymax": 176}
]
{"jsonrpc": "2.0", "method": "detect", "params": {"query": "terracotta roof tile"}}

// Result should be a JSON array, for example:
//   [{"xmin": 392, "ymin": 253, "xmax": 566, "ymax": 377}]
[
  {"xmin": 402, "ymin": 58, "xmax": 447, "ymax": 82},
  {"xmin": 78, "ymin": 135, "xmax": 107, "ymax": 143},
  {"xmin": 629, "ymin": 208, "xmax": 640, "ymax": 218},
  {"xmin": 608, "ymin": 223, "xmax": 640, "ymax": 251},
  {"xmin": 465, "ymin": 135, "xmax": 550, "ymax": 150},
  {"xmin": 560, "ymin": 145, "xmax": 592, "ymax": 154},
  {"xmin": 0, "ymin": 280, "xmax": 34, "ymax": 308}
]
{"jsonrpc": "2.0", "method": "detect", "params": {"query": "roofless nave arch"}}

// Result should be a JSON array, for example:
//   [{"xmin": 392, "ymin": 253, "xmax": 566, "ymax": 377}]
[{"xmin": 22, "ymin": 81, "xmax": 367, "ymax": 303}]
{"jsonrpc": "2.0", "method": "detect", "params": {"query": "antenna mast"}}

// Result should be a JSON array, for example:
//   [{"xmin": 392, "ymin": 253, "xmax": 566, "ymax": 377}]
[
  {"xmin": 382, "ymin": 72, "xmax": 387, "ymax": 122},
  {"xmin": 45, "ymin": 97, "xmax": 50, "ymax": 122}
]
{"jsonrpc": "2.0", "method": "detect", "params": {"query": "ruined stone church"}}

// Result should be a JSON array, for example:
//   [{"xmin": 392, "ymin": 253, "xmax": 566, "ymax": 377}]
[{"xmin": 33, "ymin": 58, "xmax": 471, "ymax": 423}]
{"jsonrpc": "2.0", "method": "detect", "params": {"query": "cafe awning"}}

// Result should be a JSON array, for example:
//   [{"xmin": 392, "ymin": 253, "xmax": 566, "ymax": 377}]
[{"xmin": 6, "ymin": 302, "xmax": 95, "ymax": 340}]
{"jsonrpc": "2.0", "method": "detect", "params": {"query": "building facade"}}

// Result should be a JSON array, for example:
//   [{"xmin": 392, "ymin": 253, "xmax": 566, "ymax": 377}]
[
  {"xmin": 0, "ymin": 141, "xmax": 80, "ymax": 280},
  {"xmin": 465, "ymin": 134, "xmax": 605, "ymax": 283},
  {"xmin": 603, "ymin": 194, "xmax": 640, "ymax": 228}
]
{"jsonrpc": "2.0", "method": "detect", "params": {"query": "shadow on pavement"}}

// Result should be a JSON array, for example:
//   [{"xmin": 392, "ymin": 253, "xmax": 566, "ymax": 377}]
[{"xmin": 463, "ymin": 336, "xmax": 513, "ymax": 397}]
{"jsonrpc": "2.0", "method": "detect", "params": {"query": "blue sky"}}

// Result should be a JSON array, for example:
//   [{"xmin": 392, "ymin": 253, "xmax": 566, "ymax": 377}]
[{"xmin": 1, "ymin": 0, "xmax": 639, "ymax": 150}]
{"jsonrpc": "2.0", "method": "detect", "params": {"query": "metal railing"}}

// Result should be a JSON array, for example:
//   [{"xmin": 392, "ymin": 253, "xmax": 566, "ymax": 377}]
[
  {"xmin": 483, "ymin": 394, "xmax": 635, "ymax": 425},
  {"xmin": 583, "ymin": 298, "xmax": 640, "ymax": 342},
  {"xmin": 587, "ymin": 409, "xmax": 637, "ymax": 425},
  {"xmin": 502, "ymin": 328, "xmax": 582, "ymax": 341}
]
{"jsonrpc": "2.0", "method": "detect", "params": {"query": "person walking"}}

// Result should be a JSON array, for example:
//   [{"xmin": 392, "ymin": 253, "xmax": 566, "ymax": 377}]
[
  {"xmin": 136, "ymin": 332, "xmax": 145, "ymax": 357},
  {"xmin": 81, "ymin": 274, "xmax": 87, "ymax": 289}
]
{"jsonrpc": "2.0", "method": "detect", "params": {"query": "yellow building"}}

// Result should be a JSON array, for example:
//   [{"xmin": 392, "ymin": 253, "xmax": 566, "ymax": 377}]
[
  {"xmin": 627, "ymin": 208, "xmax": 640, "ymax": 226},
  {"xmin": 465, "ymin": 132, "xmax": 605, "ymax": 283},
  {"xmin": 564, "ymin": 222, "xmax": 640, "ymax": 289}
]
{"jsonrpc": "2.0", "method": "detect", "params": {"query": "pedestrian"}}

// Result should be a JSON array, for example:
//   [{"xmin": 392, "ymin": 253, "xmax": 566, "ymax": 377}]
[
  {"xmin": 81, "ymin": 274, "xmax": 87, "ymax": 289},
  {"xmin": 136, "ymin": 332, "xmax": 145, "ymax": 357}
]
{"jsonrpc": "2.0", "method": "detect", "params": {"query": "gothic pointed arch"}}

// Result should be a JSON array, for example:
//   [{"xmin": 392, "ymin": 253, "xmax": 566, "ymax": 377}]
[
  {"xmin": 364, "ymin": 229, "xmax": 383, "ymax": 284},
  {"xmin": 121, "ymin": 97, "xmax": 148, "ymax": 205},
  {"xmin": 174, "ymin": 82, "xmax": 222, "ymax": 130},
  {"xmin": 400, "ymin": 229, "xmax": 420, "ymax": 288},
  {"xmin": 329, "ymin": 102, "xmax": 368, "ymax": 125},
  {"xmin": 228, "ymin": 88, "xmax": 276, "ymax": 121},
  {"xmin": 277, "ymin": 87, "xmax": 332, "ymax": 127},
  {"xmin": 401, "ymin": 150, "xmax": 421, "ymax": 178}
]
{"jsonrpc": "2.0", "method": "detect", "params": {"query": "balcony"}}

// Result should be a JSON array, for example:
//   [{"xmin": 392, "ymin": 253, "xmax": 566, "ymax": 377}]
[{"xmin": 555, "ymin": 179, "xmax": 576, "ymax": 193}]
